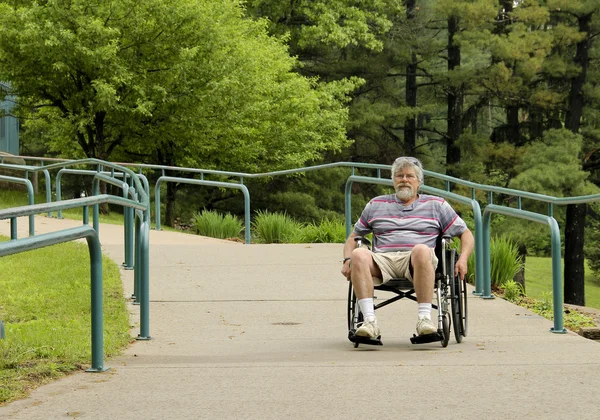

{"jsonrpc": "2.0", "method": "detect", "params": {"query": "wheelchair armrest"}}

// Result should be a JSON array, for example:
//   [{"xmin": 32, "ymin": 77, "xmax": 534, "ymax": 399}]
[
  {"xmin": 441, "ymin": 234, "xmax": 452, "ymax": 249},
  {"xmin": 354, "ymin": 236, "xmax": 371, "ymax": 248}
]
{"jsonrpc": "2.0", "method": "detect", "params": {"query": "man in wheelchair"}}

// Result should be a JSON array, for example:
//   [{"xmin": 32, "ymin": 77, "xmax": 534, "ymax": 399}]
[{"xmin": 341, "ymin": 156, "xmax": 474, "ymax": 344}]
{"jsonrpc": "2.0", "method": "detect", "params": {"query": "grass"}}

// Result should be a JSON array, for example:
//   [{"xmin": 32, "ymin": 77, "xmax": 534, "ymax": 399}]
[
  {"xmin": 0, "ymin": 235, "xmax": 132, "ymax": 404},
  {"xmin": 0, "ymin": 189, "xmax": 132, "ymax": 225},
  {"xmin": 193, "ymin": 209, "xmax": 243, "ymax": 239},
  {"xmin": 494, "ymin": 257, "xmax": 600, "ymax": 333},
  {"xmin": 252, "ymin": 210, "xmax": 303, "ymax": 244},
  {"xmin": 524, "ymin": 256, "xmax": 600, "ymax": 309}
]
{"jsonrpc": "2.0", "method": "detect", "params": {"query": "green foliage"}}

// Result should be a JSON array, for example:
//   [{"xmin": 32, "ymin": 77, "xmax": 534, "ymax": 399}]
[
  {"xmin": 0, "ymin": 0, "xmax": 358, "ymax": 171},
  {"xmin": 490, "ymin": 236, "xmax": 524, "ymax": 287},
  {"xmin": 501, "ymin": 279, "xmax": 525, "ymax": 303},
  {"xmin": 301, "ymin": 218, "xmax": 346, "ymax": 243},
  {"xmin": 0, "ymin": 238, "xmax": 131, "ymax": 403},
  {"xmin": 532, "ymin": 291, "xmax": 554, "ymax": 316},
  {"xmin": 193, "ymin": 209, "xmax": 243, "ymax": 240},
  {"xmin": 245, "ymin": 0, "xmax": 401, "ymax": 51},
  {"xmin": 252, "ymin": 210, "xmax": 304, "ymax": 244},
  {"xmin": 458, "ymin": 235, "xmax": 523, "ymax": 287},
  {"xmin": 586, "ymin": 205, "xmax": 600, "ymax": 279},
  {"xmin": 493, "ymin": 217, "xmax": 555, "ymax": 257},
  {"xmin": 509, "ymin": 129, "xmax": 593, "ymax": 197}
]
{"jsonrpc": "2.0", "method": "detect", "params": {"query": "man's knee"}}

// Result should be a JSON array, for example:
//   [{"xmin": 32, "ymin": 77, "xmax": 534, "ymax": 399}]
[
  {"xmin": 351, "ymin": 247, "xmax": 371, "ymax": 266},
  {"xmin": 411, "ymin": 244, "xmax": 433, "ymax": 268}
]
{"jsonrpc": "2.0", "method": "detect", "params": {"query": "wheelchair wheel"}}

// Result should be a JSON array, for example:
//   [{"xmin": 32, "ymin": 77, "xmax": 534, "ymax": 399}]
[
  {"xmin": 460, "ymin": 277, "xmax": 468, "ymax": 337},
  {"xmin": 441, "ymin": 313, "xmax": 450, "ymax": 348},
  {"xmin": 435, "ymin": 278, "xmax": 450, "ymax": 348},
  {"xmin": 347, "ymin": 283, "xmax": 362, "ymax": 348},
  {"xmin": 444, "ymin": 248, "xmax": 463, "ymax": 343},
  {"xmin": 450, "ymin": 274, "xmax": 463, "ymax": 343}
]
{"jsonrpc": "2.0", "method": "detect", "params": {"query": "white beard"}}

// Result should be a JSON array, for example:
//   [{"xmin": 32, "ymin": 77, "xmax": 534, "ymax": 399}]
[{"xmin": 395, "ymin": 185, "xmax": 414, "ymax": 201}]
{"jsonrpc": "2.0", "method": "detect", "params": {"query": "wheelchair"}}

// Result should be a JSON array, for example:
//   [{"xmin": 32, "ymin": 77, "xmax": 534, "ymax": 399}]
[{"xmin": 347, "ymin": 234, "xmax": 468, "ymax": 348}]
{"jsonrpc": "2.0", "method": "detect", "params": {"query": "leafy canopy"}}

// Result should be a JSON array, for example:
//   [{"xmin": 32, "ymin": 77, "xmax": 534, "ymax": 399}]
[{"xmin": 0, "ymin": 0, "xmax": 359, "ymax": 170}]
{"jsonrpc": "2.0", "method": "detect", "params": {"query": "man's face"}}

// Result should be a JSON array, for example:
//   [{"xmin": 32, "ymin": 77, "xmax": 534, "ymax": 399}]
[{"xmin": 393, "ymin": 167, "xmax": 419, "ymax": 202}]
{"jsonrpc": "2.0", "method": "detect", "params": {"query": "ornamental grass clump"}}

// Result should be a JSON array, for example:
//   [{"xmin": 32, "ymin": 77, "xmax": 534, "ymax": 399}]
[
  {"xmin": 490, "ymin": 236, "xmax": 524, "ymax": 288},
  {"xmin": 193, "ymin": 209, "xmax": 243, "ymax": 239},
  {"xmin": 302, "ymin": 218, "xmax": 346, "ymax": 243},
  {"xmin": 252, "ymin": 210, "xmax": 303, "ymax": 243}
]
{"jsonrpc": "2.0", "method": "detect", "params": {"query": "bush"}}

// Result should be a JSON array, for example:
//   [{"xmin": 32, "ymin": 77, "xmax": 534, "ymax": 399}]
[
  {"xmin": 252, "ymin": 210, "xmax": 303, "ymax": 243},
  {"xmin": 302, "ymin": 218, "xmax": 346, "ymax": 243},
  {"xmin": 490, "ymin": 236, "xmax": 524, "ymax": 288},
  {"xmin": 502, "ymin": 280, "xmax": 525, "ymax": 302},
  {"xmin": 193, "ymin": 209, "xmax": 243, "ymax": 239},
  {"xmin": 456, "ymin": 235, "xmax": 523, "ymax": 288}
]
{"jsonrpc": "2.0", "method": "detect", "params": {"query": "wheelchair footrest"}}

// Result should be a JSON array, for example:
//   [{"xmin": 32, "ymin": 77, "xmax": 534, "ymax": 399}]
[
  {"xmin": 348, "ymin": 331, "xmax": 383, "ymax": 346},
  {"xmin": 410, "ymin": 331, "xmax": 442, "ymax": 344}
]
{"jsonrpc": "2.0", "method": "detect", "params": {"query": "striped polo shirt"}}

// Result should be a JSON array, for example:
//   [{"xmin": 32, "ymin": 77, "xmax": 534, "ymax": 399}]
[{"xmin": 353, "ymin": 193, "xmax": 467, "ymax": 253}]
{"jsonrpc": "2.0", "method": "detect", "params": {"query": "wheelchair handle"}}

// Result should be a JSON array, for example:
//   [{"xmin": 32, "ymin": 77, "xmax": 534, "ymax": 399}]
[{"xmin": 354, "ymin": 236, "xmax": 371, "ymax": 247}]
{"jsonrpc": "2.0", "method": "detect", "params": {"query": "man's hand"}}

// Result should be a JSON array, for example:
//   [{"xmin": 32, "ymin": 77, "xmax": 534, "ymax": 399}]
[
  {"xmin": 455, "ymin": 256, "xmax": 468, "ymax": 280},
  {"xmin": 454, "ymin": 229, "xmax": 474, "ymax": 280},
  {"xmin": 341, "ymin": 259, "xmax": 351, "ymax": 280}
]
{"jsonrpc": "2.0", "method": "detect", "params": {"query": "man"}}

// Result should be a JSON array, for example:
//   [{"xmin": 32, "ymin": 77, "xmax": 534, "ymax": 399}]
[{"xmin": 341, "ymin": 156, "xmax": 474, "ymax": 339}]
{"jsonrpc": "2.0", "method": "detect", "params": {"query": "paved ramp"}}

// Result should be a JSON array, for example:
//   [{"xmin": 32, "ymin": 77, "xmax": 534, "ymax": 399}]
[{"xmin": 1, "ymin": 216, "xmax": 599, "ymax": 419}]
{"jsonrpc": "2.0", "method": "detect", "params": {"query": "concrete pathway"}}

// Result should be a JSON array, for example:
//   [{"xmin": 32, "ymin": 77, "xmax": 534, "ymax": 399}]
[{"xmin": 1, "ymin": 216, "xmax": 599, "ymax": 419}]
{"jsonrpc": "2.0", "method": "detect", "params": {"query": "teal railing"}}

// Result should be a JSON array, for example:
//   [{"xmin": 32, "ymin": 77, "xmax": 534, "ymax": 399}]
[
  {"xmin": 0, "ymin": 174, "xmax": 35, "ymax": 236},
  {"xmin": 4, "ymin": 156, "xmax": 600, "ymax": 334},
  {"xmin": 0, "ymin": 159, "xmax": 151, "ymax": 371}
]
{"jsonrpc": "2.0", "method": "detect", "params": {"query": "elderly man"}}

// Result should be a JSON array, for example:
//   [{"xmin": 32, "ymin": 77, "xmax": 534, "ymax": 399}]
[{"xmin": 341, "ymin": 157, "xmax": 474, "ymax": 339}]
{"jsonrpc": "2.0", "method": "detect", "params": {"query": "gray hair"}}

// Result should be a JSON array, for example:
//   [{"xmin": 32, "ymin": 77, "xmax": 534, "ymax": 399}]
[{"xmin": 391, "ymin": 157, "xmax": 424, "ymax": 185}]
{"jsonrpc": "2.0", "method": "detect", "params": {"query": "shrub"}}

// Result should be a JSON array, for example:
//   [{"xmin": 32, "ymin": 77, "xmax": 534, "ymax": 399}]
[
  {"xmin": 453, "ymin": 235, "xmax": 523, "ymax": 287},
  {"xmin": 193, "ymin": 209, "xmax": 243, "ymax": 239},
  {"xmin": 252, "ymin": 210, "xmax": 303, "ymax": 243},
  {"xmin": 302, "ymin": 218, "xmax": 346, "ymax": 243},
  {"xmin": 502, "ymin": 279, "xmax": 525, "ymax": 302},
  {"xmin": 490, "ymin": 236, "xmax": 524, "ymax": 288}
]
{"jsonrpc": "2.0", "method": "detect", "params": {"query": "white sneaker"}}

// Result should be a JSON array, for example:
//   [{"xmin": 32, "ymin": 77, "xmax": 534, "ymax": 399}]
[
  {"xmin": 355, "ymin": 318, "xmax": 380, "ymax": 338},
  {"xmin": 416, "ymin": 317, "xmax": 437, "ymax": 336}
]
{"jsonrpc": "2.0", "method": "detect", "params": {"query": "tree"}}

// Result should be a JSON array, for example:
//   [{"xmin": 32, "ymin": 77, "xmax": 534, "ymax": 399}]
[
  {"xmin": 0, "ymin": 0, "xmax": 358, "ymax": 224},
  {"xmin": 551, "ymin": 0, "xmax": 600, "ymax": 305}
]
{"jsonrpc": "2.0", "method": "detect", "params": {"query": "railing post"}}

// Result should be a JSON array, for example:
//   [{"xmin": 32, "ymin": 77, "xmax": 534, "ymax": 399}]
[
  {"xmin": 481, "ymin": 210, "xmax": 494, "ymax": 299},
  {"xmin": 85, "ymin": 230, "xmax": 109, "ymax": 372},
  {"xmin": 548, "ymin": 217, "xmax": 566, "ymax": 334},
  {"xmin": 137, "ymin": 219, "xmax": 151, "ymax": 340}
]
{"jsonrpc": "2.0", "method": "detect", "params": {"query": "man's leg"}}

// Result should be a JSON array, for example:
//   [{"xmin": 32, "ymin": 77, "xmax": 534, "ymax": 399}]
[
  {"xmin": 350, "ymin": 248, "xmax": 382, "ymax": 338},
  {"xmin": 410, "ymin": 244, "xmax": 437, "ymax": 335}
]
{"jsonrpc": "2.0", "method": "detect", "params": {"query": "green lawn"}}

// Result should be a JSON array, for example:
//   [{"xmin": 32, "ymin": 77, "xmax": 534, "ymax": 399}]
[
  {"xmin": 0, "ymin": 235, "xmax": 132, "ymax": 404},
  {"xmin": 524, "ymin": 256, "xmax": 600, "ymax": 309}
]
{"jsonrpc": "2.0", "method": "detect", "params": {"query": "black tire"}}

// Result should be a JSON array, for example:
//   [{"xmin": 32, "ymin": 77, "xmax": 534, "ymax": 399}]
[
  {"xmin": 445, "ymin": 249, "xmax": 463, "ymax": 343},
  {"xmin": 441, "ymin": 313, "xmax": 450, "ymax": 348},
  {"xmin": 460, "ymin": 277, "xmax": 468, "ymax": 337},
  {"xmin": 347, "ymin": 283, "xmax": 362, "ymax": 347},
  {"xmin": 450, "ymin": 274, "xmax": 463, "ymax": 343}
]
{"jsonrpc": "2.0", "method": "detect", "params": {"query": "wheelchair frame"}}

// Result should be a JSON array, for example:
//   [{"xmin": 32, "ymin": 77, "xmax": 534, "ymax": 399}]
[{"xmin": 347, "ymin": 235, "xmax": 468, "ymax": 348}]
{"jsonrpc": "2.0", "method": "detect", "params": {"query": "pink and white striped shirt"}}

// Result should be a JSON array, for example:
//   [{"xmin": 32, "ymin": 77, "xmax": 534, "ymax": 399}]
[{"xmin": 353, "ymin": 193, "xmax": 467, "ymax": 253}]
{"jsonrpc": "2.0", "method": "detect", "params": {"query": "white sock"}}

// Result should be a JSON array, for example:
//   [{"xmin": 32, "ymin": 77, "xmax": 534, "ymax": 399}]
[
  {"xmin": 358, "ymin": 298, "xmax": 376, "ymax": 322},
  {"xmin": 418, "ymin": 303, "xmax": 432, "ymax": 320}
]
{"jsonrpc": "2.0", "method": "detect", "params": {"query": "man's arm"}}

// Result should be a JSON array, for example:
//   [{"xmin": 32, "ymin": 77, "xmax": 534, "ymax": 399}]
[
  {"xmin": 341, "ymin": 232, "xmax": 358, "ymax": 280},
  {"xmin": 455, "ymin": 228, "xmax": 474, "ymax": 280}
]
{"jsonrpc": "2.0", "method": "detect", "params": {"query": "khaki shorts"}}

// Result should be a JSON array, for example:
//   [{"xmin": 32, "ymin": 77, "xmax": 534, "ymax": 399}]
[{"xmin": 371, "ymin": 248, "xmax": 438, "ymax": 285}]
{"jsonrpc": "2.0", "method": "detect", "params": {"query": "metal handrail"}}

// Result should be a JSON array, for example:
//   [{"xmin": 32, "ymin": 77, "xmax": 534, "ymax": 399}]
[
  {"xmin": 0, "ymin": 160, "xmax": 152, "ymax": 370},
  {"xmin": 154, "ymin": 176, "xmax": 251, "ymax": 243}
]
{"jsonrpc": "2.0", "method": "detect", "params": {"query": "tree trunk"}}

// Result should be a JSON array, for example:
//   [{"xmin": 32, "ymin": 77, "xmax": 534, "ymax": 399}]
[
  {"xmin": 564, "ymin": 203, "xmax": 586, "ymax": 306},
  {"xmin": 513, "ymin": 244, "xmax": 527, "ymax": 292},
  {"xmin": 446, "ymin": 15, "xmax": 462, "ymax": 174},
  {"xmin": 506, "ymin": 105, "xmax": 520, "ymax": 145},
  {"xmin": 165, "ymin": 182, "xmax": 179, "ymax": 228},
  {"xmin": 563, "ymin": 12, "xmax": 592, "ymax": 306},
  {"xmin": 404, "ymin": 0, "xmax": 417, "ymax": 155}
]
